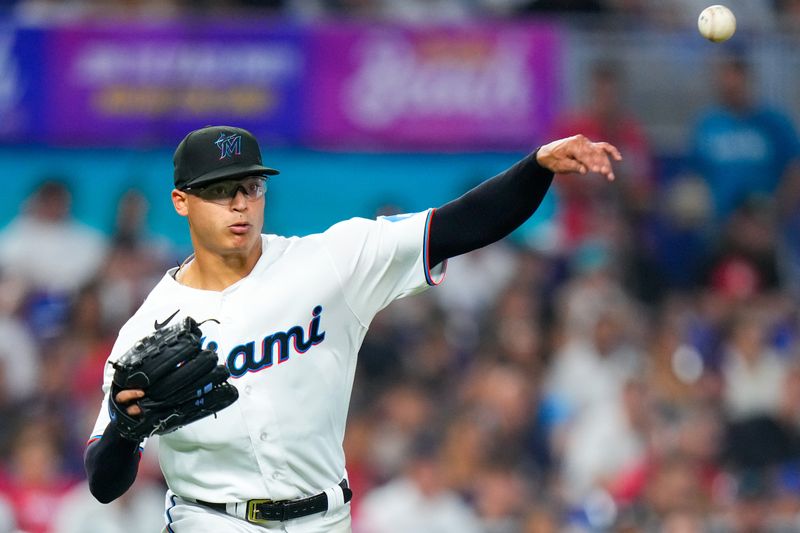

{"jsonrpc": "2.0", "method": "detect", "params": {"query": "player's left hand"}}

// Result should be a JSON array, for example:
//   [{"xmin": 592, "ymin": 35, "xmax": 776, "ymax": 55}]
[
  {"xmin": 536, "ymin": 134, "xmax": 622, "ymax": 181},
  {"xmin": 109, "ymin": 317, "xmax": 239, "ymax": 442},
  {"xmin": 115, "ymin": 389, "xmax": 144, "ymax": 416}
]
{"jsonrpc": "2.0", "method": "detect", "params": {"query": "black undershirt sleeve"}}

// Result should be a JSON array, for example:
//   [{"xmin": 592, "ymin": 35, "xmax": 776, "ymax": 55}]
[
  {"xmin": 84, "ymin": 421, "xmax": 142, "ymax": 503},
  {"xmin": 428, "ymin": 149, "xmax": 555, "ymax": 267}
]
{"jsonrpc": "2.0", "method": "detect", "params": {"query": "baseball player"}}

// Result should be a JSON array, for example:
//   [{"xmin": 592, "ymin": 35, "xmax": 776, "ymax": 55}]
[{"xmin": 84, "ymin": 125, "xmax": 620, "ymax": 532}]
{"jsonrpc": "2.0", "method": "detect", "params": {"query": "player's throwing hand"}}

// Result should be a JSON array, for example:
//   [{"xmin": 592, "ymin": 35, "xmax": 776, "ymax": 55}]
[{"xmin": 536, "ymin": 134, "xmax": 622, "ymax": 181}]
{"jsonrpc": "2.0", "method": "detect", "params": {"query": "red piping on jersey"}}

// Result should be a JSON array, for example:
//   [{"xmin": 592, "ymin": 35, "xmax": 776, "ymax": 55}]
[{"xmin": 424, "ymin": 209, "xmax": 446, "ymax": 286}]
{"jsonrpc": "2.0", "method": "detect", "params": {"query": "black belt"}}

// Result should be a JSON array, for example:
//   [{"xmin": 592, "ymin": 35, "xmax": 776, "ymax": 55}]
[{"xmin": 196, "ymin": 479, "xmax": 352, "ymax": 523}]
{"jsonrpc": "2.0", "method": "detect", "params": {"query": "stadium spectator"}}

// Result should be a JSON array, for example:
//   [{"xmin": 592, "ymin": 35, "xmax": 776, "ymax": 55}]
[
  {"xmin": 0, "ymin": 273, "xmax": 39, "ymax": 408},
  {"xmin": 719, "ymin": 311, "xmax": 800, "ymax": 471},
  {"xmin": 480, "ymin": 283, "xmax": 545, "ymax": 377},
  {"xmin": 356, "ymin": 434, "xmax": 483, "ymax": 533},
  {"xmin": 439, "ymin": 412, "xmax": 493, "ymax": 498},
  {"xmin": 644, "ymin": 302, "xmax": 707, "ymax": 409},
  {"xmin": 0, "ymin": 180, "xmax": 107, "ymax": 294},
  {"xmin": 364, "ymin": 383, "xmax": 436, "ymax": 483},
  {"xmin": 721, "ymin": 309, "xmax": 786, "ymax": 421},
  {"xmin": 559, "ymin": 377, "xmax": 651, "ymax": 505},
  {"xmin": 460, "ymin": 363, "xmax": 548, "ymax": 480},
  {"xmin": 99, "ymin": 189, "xmax": 174, "ymax": 331},
  {"xmin": 634, "ymin": 453, "xmax": 710, "ymax": 530},
  {"xmin": 543, "ymin": 250, "xmax": 643, "ymax": 430},
  {"xmin": 550, "ymin": 61, "xmax": 655, "ymax": 226},
  {"xmin": 0, "ymin": 180, "xmax": 107, "ymax": 341},
  {"xmin": 472, "ymin": 462, "xmax": 531, "ymax": 533},
  {"xmin": 703, "ymin": 196, "xmax": 781, "ymax": 300},
  {"xmin": 547, "ymin": 61, "xmax": 660, "ymax": 303},
  {"xmin": 0, "ymin": 417, "xmax": 77, "ymax": 533},
  {"xmin": 688, "ymin": 54, "xmax": 800, "ymax": 225}
]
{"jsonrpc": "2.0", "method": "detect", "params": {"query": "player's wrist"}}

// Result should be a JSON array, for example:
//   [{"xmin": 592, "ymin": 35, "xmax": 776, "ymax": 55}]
[
  {"xmin": 532, "ymin": 147, "xmax": 543, "ymax": 169},
  {"xmin": 107, "ymin": 419, "xmax": 144, "ymax": 446},
  {"xmin": 530, "ymin": 147, "xmax": 554, "ymax": 180}
]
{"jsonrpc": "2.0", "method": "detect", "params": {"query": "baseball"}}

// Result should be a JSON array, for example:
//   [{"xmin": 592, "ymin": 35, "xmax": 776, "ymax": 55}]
[{"xmin": 698, "ymin": 5, "xmax": 736, "ymax": 42}]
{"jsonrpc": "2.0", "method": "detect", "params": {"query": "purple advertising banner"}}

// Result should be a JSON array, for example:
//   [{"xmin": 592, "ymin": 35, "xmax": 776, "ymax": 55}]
[
  {"xmin": 45, "ymin": 21, "xmax": 307, "ymax": 146},
  {"xmin": 0, "ymin": 24, "xmax": 47, "ymax": 142},
  {"xmin": 306, "ymin": 22, "xmax": 562, "ymax": 150}
]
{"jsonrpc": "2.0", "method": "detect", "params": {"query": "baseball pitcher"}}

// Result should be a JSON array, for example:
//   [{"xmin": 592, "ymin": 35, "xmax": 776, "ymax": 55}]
[{"xmin": 85, "ymin": 125, "xmax": 620, "ymax": 532}]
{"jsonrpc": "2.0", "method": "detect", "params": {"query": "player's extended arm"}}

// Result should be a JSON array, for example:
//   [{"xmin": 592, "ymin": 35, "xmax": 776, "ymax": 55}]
[
  {"xmin": 428, "ymin": 135, "xmax": 621, "ymax": 266},
  {"xmin": 84, "ymin": 390, "xmax": 144, "ymax": 503}
]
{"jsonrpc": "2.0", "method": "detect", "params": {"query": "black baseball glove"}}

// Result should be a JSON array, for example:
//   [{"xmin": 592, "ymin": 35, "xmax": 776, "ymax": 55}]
[{"xmin": 109, "ymin": 316, "xmax": 239, "ymax": 442}]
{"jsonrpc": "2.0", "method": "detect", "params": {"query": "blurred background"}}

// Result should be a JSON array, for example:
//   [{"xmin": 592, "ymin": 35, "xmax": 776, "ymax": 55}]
[{"xmin": 0, "ymin": 1, "xmax": 799, "ymax": 532}]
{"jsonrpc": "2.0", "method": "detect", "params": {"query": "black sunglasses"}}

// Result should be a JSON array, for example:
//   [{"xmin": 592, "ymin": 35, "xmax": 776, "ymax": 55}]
[{"xmin": 183, "ymin": 177, "xmax": 268, "ymax": 205}]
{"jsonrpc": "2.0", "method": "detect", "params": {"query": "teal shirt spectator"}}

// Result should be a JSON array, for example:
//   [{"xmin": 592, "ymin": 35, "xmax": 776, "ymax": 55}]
[{"xmin": 691, "ymin": 105, "xmax": 800, "ymax": 222}]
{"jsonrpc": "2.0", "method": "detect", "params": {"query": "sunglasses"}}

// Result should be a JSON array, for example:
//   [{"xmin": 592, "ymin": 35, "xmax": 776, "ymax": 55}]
[{"xmin": 184, "ymin": 177, "xmax": 267, "ymax": 205}]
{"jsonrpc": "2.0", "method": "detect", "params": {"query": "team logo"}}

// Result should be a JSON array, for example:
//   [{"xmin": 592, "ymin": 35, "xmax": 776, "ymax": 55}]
[
  {"xmin": 215, "ymin": 305, "xmax": 327, "ymax": 378},
  {"xmin": 215, "ymin": 132, "xmax": 242, "ymax": 160}
]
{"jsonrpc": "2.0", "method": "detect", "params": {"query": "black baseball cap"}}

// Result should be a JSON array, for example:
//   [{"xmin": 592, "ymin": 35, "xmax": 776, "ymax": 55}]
[{"xmin": 173, "ymin": 125, "xmax": 280, "ymax": 190}]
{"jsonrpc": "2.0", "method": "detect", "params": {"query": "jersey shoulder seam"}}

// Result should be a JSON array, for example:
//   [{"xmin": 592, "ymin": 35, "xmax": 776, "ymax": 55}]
[{"xmin": 320, "ymin": 238, "xmax": 369, "ymax": 329}]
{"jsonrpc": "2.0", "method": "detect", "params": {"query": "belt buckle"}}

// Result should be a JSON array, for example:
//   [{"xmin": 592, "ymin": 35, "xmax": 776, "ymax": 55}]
[{"xmin": 247, "ymin": 499, "xmax": 274, "ymax": 524}]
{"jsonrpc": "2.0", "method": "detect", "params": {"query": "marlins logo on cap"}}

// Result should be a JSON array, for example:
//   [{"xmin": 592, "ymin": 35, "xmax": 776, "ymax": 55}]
[{"xmin": 215, "ymin": 132, "xmax": 242, "ymax": 160}]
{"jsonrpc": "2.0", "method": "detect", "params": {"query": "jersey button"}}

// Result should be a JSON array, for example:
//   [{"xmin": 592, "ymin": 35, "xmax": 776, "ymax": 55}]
[
  {"xmin": 260, "ymin": 432, "xmax": 268, "ymax": 441},
  {"xmin": 272, "ymin": 472, "xmax": 281, "ymax": 480},
  {"xmin": 244, "ymin": 386, "xmax": 252, "ymax": 395}
]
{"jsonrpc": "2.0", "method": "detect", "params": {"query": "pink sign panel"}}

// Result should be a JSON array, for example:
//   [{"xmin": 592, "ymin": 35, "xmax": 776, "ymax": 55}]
[{"xmin": 307, "ymin": 22, "xmax": 562, "ymax": 150}]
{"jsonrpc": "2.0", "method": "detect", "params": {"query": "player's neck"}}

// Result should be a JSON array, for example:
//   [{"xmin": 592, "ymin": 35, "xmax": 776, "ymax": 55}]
[{"xmin": 178, "ymin": 244, "xmax": 262, "ymax": 291}]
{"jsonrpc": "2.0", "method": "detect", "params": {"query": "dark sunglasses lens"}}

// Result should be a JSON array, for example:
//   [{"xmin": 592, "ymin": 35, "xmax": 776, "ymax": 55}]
[
  {"xmin": 191, "ymin": 178, "xmax": 266, "ymax": 203},
  {"xmin": 196, "ymin": 182, "xmax": 236, "ymax": 201}
]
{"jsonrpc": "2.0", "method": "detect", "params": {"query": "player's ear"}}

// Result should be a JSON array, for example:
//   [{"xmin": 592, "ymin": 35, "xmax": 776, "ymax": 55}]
[{"xmin": 172, "ymin": 189, "xmax": 189, "ymax": 217}]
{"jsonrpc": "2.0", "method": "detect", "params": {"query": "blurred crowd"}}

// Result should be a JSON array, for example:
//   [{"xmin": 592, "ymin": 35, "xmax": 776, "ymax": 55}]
[
  {"xmin": 0, "ymin": 40, "xmax": 800, "ymax": 533},
  {"xmin": 4, "ymin": 0, "xmax": 800, "ymax": 31}
]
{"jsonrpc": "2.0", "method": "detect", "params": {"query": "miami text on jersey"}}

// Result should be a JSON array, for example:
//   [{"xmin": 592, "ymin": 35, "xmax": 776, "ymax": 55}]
[{"xmin": 218, "ymin": 305, "xmax": 326, "ymax": 378}]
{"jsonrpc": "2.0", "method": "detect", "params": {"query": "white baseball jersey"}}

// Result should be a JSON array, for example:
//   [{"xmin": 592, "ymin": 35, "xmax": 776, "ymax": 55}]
[{"xmin": 89, "ymin": 210, "xmax": 445, "ymax": 508}]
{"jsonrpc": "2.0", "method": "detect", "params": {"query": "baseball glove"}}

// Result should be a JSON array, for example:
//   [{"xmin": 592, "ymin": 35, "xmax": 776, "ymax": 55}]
[{"xmin": 109, "ymin": 316, "xmax": 239, "ymax": 442}]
